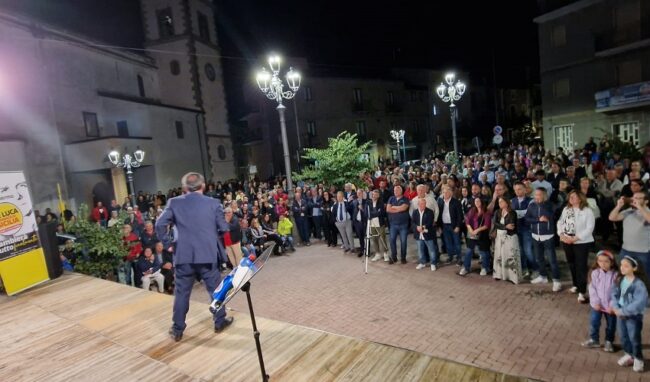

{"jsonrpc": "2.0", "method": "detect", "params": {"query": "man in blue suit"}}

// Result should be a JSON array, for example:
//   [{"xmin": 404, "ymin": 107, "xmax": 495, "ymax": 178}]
[{"xmin": 155, "ymin": 172, "xmax": 233, "ymax": 341}]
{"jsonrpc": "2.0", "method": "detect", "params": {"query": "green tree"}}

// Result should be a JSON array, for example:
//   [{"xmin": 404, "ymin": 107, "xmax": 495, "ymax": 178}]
[
  {"xmin": 68, "ymin": 204, "xmax": 128, "ymax": 279},
  {"xmin": 294, "ymin": 132, "xmax": 372, "ymax": 188}
]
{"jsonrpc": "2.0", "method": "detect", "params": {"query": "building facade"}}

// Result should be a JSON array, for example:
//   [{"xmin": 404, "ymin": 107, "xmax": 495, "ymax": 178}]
[
  {"xmin": 535, "ymin": 0, "xmax": 650, "ymax": 152},
  {"xmin": 239, "ymin": 64, "xmax": 470, "ymax": 179},
  {"xmin": 0, "ymin": 0, "xmax": 233, "ymax": 212}
]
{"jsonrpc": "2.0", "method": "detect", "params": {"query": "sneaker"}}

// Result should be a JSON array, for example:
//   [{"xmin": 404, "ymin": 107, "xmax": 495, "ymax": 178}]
[
  {"xmin": 552, "ymin": 281, "xmax": 562, "ymax": 292},
  {"xmin": 400, "ymin": 259, "xmax": 407, "ymax": 264},
  {"xmin": 633, "ymin": 358, "xmax": 644, "ymax": 373},
  {"xmin": 430, "ymin": 264, "xmax": 437, "ymax": 271},
  {"xmin": 618, "ymin": 354, "xmax": 634, "ymax": 367},
  {"xmin": 577, "ymin": 293, "xmax": 587, "ymax": 303},
  {"xmin": 459, "ymin": 268, "xmax": 468, "ymax": 276},
  {"xmin": 581, "ymin": 339, "xmax": 599, "ymax": 348},
  {"xmin": 416, "ymin": 263, "xmax": 426, "ymax": 270},
  {"xmin": 531, "ymin": 275, "xmax": 548, "ymax": 284},
  {"xmin": 480, "ymin": 268, "xmax": 487, "ymax": 276},
  {"xmin": 569, "ymin": 286, "xmax": 578, "ymax": 294},
  {"xmin": 383, "ymin": 253, "xmax": 390, "ymax": 262},
  {"xmin": 531, "ymin": 272, "xmax": 540, "ymax": 280},
  {"xmin": 371, "ymin": 254, "xmax": 382, "ymax": 262},
  {"xmin": 604, "ymin": 341, "xmax": 614, "ymax": 353},
  {"xmin": 522, "ymin": 270, "xmax": 531, "ymax": 279}
]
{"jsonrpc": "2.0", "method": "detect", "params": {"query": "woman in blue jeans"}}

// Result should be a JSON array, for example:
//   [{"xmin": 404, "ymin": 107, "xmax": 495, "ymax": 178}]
[{"xmin": 460, "ymin": 197, "xmax": 492, "ymax": 276}]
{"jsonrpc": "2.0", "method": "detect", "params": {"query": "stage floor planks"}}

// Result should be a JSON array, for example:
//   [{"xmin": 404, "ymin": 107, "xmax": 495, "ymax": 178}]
[{"xmin": 0, "ymin": 274, "xmax": 532, "ymax": 382}]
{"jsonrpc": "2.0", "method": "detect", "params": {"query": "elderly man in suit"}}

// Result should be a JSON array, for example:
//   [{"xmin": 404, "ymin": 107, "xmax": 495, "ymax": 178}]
[{"xmin": 155, "ymin": 172, "xmax": 233, "ymax": 342}]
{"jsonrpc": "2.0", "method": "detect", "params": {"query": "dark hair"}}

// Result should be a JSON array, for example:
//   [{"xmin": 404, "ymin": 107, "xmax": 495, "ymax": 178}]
[
  {"xmin": 588, "ymin": 250, "xmax": 618, "ymax": 284},
  {"xmin": 535, "ymin": 170, "xmax": 545, "ymax": 177},
  {"xmin": 616, "ymin": 256, "xmax": 650, "ymax": 291}
]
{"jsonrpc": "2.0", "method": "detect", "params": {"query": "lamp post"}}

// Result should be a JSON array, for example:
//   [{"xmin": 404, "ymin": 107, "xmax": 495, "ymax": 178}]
[
  {"xmin": 436, "ymin": 72, "xmax": 466, "ymax": 155},
  {"xmin": 390, "ymin": 129, "xmax": 405, "ymax": 163},
  {"xmin": 256, "ymin": 54, "xmax": 301, "ymax": 194},
  {"xmin": 108, "ymin": 149, "xmax": 145, "ymax": 207}
]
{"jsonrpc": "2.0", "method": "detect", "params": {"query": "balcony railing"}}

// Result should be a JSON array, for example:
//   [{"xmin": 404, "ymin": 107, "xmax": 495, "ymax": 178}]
[{"xmin": 594, "ymin": 19, "xmax": 650, "ymax": 52}]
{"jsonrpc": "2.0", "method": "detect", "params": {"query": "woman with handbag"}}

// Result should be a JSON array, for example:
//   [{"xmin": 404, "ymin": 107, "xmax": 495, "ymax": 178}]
[
  {"xmin": 460, "ymin": 197, "xmax": 492, "ymax": 276},
  {"xmin": 493, "ymin": 196, "xmax": 523, "ymax": 284}
]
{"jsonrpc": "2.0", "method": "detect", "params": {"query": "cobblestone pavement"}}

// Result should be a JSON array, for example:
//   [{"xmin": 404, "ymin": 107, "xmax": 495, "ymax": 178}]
[{"xmin": 192, "ymin": 238, "xmax": 650, "ymax": 382}]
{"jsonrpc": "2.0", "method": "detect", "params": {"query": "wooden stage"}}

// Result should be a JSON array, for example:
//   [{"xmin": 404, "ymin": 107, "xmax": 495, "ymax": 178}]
[{"xmin": 0, "ymin": 274, "xmax": 531, "ymax": 382}]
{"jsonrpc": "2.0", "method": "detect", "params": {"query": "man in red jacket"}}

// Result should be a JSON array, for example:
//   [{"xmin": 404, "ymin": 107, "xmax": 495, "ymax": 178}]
[
  {"xmin": 91, "ymin": 201, "xmax": 109, "ymax": 227},
  {"xmin": 123, "ymin": 224, "xmax": 143, "ymax": 287}
]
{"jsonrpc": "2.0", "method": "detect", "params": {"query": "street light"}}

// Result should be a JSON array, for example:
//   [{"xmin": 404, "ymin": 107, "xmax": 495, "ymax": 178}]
[
  {"xmin": 436, "ymin": 72, "xmax": 466, "ymax": 155},
  {"xmin": 390, "ymin": 129, "xmax": 405, "ymax": 163},
  {"xmin": 108, "ymin": 148, "xmax": 145, "ymax": 207},
  {"xmin": 256, "ymin": 54, "xmax": 301, "ymax": 194}
]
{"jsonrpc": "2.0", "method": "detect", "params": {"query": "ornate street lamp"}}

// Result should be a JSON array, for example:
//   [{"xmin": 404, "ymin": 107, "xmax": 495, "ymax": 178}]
[
  {"xmin": 436, "ymin": 72, "xmax": 466, "ymax": 154},
  {"xmin": 108, "ymin": 148, "xmax": 145, "ymax": 206},
  {"xmin": 390, "ymin": 129, "xmax": 405, "ymax": 163},
  {"xmin": 256, "ymin": 54, "xmax": 301, "ymax": 193}
]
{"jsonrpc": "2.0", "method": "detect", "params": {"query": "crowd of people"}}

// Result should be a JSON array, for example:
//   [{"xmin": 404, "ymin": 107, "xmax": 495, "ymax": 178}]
[{"xmin": 49, "ymin": 137, "xmax": 650, "ymax": 372}]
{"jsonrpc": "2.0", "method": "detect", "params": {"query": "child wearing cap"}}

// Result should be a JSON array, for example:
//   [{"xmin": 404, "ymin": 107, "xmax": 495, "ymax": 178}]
[{"xmin": 581, "ymin": 250, "xmax": 618, "ymax": 352}]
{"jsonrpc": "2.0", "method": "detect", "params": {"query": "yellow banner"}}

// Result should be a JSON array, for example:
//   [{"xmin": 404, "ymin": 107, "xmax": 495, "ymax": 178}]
[{"xmin": 0, "ymin": 171, "xmax": 49, "ymax": 295}]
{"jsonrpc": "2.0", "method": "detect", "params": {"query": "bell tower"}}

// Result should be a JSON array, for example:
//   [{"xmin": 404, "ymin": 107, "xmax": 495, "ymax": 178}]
[{"xmin": 140, "ymin": 0, "xmax": 235, "ymax": 180}]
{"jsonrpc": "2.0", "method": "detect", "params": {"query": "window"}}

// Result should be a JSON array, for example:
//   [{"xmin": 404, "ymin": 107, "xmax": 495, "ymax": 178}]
[
  {"xmin": 205, "ymin": 63, "xmax": 216, "ymax": 81},
  {"xmin": 170, "ymin": 60, "xmax": 180, "ymax": 75},
  {"xmin": 197, "ymin": 12, "xmax": 210, "ymax": 42},
  {"xmin": 137, "ymin": 75, "xmax": 145, "ymax": 97},
  {"xmin": 83, "ymin": 112, "xmax": 99, "ymax": 137},
  {"xmin": 356, "ymin": 121, "xmax": 366, "ymax": 136},
  {"xmin": 410, "ymin": 90, "xmax": 417, "ymax": 101},
  {"xmin": 387, "ymin": 91, "xmax": 394, "ymax": 106},
  {"xmin": 117, "ymin": 121, "xmax": 129, "ymax": 137},
  {"xmin": 510, "ymin": 105, "xmax": 517, "ymax": 117},
  {"xmin": 553, "ymin": 78, "xmax": 570, "ymax": 98},
  {"xmin": 616, "ymin": 60, "xmax": 642, "ymax": 86},
  {"xmin": 307, "ymin": 121, "xmax": 316, "ymax": 137},
  {"xmin": 156, "ymin": 8, "xmax": 174, "ymax": 38},
  {"xmin": 353, "ymin": 88, "xmax": 363, "ymax": 104},
  {"xmin": 613, "ymin": 122, "xmax": 640, "ymax": 147},
  {"xmin": 551, "ymin": 25, "xmax": 566, "ymax": 47},
  {"xmin": 390, "ymin": 122, "xmax": 396, "ymax": 130},
  {"xmin": 304, "ymin": 86, "xmax": 312, "ymax": 101},
  {"xmin": 175, "ymin": 121, "xmax": 184, "ymax": 139},
  {"xmin": 553, "ymin": 124, "xmax": 574, "ymax": 151},
  {"xmin": 217, "ymin": 145, "xmax": 227, "ymax": 160}
]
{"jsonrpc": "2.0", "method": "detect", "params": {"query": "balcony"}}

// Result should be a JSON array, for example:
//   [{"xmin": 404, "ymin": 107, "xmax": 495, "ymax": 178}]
[
  {"xmin": 64, "ymin": 136, "xmax": 153, "ymax": 172},
  {"xmin": 594, "ymin": 19, "xmax": 650, "ymax": 56}
]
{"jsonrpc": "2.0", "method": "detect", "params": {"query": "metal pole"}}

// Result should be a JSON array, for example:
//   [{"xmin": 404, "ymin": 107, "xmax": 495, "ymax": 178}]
[
  {"xmin": 451, "ymin": 106, "xmax": 459, "ymax": 154},
  {"xmin": 242, "ymin": 282, "xmax": 269, "ymax": 382},
  {"xmin": 292, "ymin": 99, "xmax": 302, "ymax": 170},
  {"xmin": 401, "ymin": 135, "xmax": 406, "ymax": 162},
  {"xmin": 395, "ymin": 139, "xmax": 400, "ymax": 163},
  {"xmin": 125, "ymin": 166, "xmax": 136, "ymax": 208},
  {"xmin": 277, "ymin": 105, "xmax": 293, "ymax": 194}
]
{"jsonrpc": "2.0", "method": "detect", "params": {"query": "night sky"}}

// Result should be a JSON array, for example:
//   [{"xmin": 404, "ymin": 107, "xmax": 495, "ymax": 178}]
[{"xmin": 0, "ymin": 0, "xmax": 541, "ymax": 117}]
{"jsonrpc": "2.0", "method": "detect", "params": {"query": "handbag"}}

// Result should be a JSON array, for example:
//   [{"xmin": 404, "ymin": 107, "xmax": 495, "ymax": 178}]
[{"xmin": 468, "ymin": 215, "xmax": 483, "ymax": 240}]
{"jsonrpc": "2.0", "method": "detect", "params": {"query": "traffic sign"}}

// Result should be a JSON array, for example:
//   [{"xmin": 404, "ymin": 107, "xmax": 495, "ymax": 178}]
[
  {"xmin": 493, "ymin": 125, "xmax": 502, "ymax": 135},
  {"xmin": 492, "ymin": 134, "xmax": 503, "ymax": 145}
]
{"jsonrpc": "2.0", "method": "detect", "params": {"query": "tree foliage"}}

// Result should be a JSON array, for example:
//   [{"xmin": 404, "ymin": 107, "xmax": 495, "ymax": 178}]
[
  {"xmin": 68, "ymin": 204, "xmax": 127, "ymax": 279},
  {"xmin": 294, "ymin": 132, "xmax": 372, "ymax": 188}
]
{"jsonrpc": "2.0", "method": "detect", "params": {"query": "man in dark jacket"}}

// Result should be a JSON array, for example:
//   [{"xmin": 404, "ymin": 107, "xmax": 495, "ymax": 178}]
[
  {"xmin": 155, "ymin": 172, "xmax": 232, "ymax": 341},
  {"xmin": 351, "ymin": 189, "xmax": 368, "ymax": 257},
  {"xmin": 525, "ymin": 187, "xmax": 562, "ymax": 292},
  {"xmin": 153, "ymin": 241, "xmax": 174, "ymax": 292},
  {"xmin": 412, "ymin": 198, "xmax": 438, "ymax": 270},
  {"xmin": 291, "ymin": 191, "xmax": 311, "ymax": 246},
  {"xmin": 137, "ymin": 247, "xmax": 165, "ymax": 293},
  {"xmin": 437, "ymin": 185, "xmax": 463, "ymax": 265},
  {"xmin": 307, "ymin": 189, "xmax": 323, "ymax": 240}
]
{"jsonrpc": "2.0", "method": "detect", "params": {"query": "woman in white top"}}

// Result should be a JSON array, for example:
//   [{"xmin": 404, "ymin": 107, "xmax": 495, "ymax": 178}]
[{"xmin": 557, "ymin": 190, "xmax": 595, "ymax": 303}]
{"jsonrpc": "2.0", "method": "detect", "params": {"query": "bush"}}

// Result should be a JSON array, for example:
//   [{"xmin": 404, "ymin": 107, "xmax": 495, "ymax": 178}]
[{"xmin": 68, "ymin": 204, "xmax": 128, "ymax": 279}]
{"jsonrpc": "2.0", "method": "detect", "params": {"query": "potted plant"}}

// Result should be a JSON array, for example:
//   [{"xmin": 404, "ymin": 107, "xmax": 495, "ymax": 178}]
[{"xmin": 68, "ymin": 204, "xmax": 128, "ymax": 280}]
